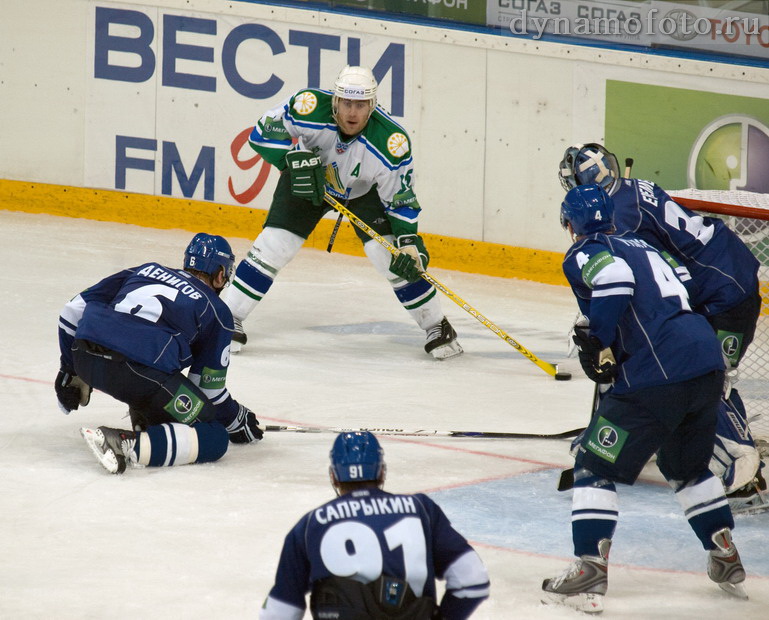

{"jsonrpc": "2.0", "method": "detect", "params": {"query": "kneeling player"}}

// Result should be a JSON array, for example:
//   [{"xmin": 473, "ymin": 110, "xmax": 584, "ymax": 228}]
[{"xmin": 55, "ymin": 233, "xmax": 262, "ymax": 474}]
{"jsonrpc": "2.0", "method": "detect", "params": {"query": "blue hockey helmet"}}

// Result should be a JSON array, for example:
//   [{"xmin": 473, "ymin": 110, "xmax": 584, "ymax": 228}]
[
  {"xmin": 560, "ymin": 184, "xmax": 615, "ymax": 236},
  {"xmin": 558, "ymin": 143, "xmax": 620, "ymax": 194},
  {"xmin": 330, "ymin": 431, "xmax": 386, "ymax": 483},
  {"xmin": 183, "ymin": 233, "xmax": 235, "ymax": 281}
]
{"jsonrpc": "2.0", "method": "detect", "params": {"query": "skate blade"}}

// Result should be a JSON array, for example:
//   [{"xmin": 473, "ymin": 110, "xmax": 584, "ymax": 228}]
[
  {"xmin": 729, "ymin": 492, "xmax": 769, "ymax": 516},
  {"xmin": 718, "ymin": 581, "xmax": 749, "ymax": 600},
  {"xmin": 80, "ymin": 427, "xmax": 123, "ymax": 474},
  {"xmin": 541, "ymin": 591, "xmax": 604, "ymax": 614},
  {"xmin": 429, "ymin": 341, "xmax": 463, "ymax": 360},
  {"xmin": 230, "ymin": 340, "xmax": 243, "ymax": 354}
]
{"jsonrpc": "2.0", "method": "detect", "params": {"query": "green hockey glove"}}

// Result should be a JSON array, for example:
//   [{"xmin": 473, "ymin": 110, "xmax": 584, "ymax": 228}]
[
  {"xmin": 286, "ymin": 149, "xmax": 325, "ymax": 206},
  {"xmin": 389, "ymin": 235, "xmax": 429, "ymax": 283}
]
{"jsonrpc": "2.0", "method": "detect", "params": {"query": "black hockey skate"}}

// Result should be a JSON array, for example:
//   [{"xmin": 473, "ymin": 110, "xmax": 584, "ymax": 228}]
[
  {"xmin": 231, "ymin": 317, "xmax": 247, "ymax": 352},
  {"xmin": 80, "ymin": 426, "xmax": 137, "ymax": 474},
  {"xmin": 424, "ymin": 317, "xmax": 463, "ymax": 360}
]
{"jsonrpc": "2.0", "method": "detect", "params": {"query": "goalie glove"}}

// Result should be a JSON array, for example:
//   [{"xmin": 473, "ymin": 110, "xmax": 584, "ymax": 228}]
[
  {"xmin": 389, "ymin": 234, "xmax": 429, "ymax": 283},
  {"xmin": 226, "ymin": 404, "xmax": 264, "ymax": 444},
  {"xmin": 571, "ymin": 327, "xmax": 617, "ymax": 384},
  {"xmin": 711, "ymin": 397, "xmax": 760, "ymax": 494},
  {"xmin": 55, "ymin": 366, "xmax": 92, "ymax": 414},
  {"xmin": 286, "ymin": 149, "xmax": 325, "ymax": 206}
]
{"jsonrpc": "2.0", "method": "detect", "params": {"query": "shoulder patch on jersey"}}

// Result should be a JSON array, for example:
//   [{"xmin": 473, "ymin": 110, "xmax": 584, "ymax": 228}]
[
  {"xmin": 387, "ymin": 132, "xmax": 409, "ymax": 157},
  {"xmin": 362, "ymin": 110, "xmax": 412, "ymax": 165},
  {"xmin": 580, "ymin": 250, "xmax": 615, "ymax": 287},
  {"xmin": 293, "ymin": 91, "xmax": 317, "ymax": 115}
]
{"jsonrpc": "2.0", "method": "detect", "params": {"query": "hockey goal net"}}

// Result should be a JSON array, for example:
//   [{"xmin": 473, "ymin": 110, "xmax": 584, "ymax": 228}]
[{"xmin": 670, "ymin": 189, "xmax": 769, "ymax": 448}]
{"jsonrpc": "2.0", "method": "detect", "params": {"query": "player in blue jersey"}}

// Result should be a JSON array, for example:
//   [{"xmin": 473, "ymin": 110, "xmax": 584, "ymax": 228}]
[
  {"xmin": 559, "ymin": 143, "xmax": 765, "ymax": 509},
  {"xmin": 223, "ymin": 65, "xmax": 462, "ymax": 360},
  {"xmin": 260, "ymin": 432, "xmax": 489, "ymax": 619},
  {"xmin": 542, "ymin": 185, "xmax": 746, "ymax": 613},
  {"xmin": 55, "ymin": 233, "xmax": 263, "ymax": 474}
]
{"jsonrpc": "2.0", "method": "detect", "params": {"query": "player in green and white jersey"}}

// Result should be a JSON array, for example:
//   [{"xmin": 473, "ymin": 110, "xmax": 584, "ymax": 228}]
[{"xmin": 223, "ymin": 66, "xmax": 462, "ymax": 359}]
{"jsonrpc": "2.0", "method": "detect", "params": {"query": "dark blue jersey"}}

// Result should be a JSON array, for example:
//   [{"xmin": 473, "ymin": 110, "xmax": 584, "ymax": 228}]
[
  {"xmin": 611, "ymin": 179, "xmax": 759, "ymax": 316},
  {"xmin": 563, "ymin": 232, "xmax": 724, "ymax": 393},
  {"xmin": 58, "ymin": 263, "xmax": 236, "ymax": 403},
  {"xmin": 260, "ymin": 488, "xmax": 489, "ymax": 620}
]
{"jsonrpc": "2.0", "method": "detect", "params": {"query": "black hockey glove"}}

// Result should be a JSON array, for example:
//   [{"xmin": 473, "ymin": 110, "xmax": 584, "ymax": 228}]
[
  {"xmin": 226, "ymin": 404, "xmax": 264, "ymax": 444},
  {"xmin": 55, "ymin": 366, "xmax": 92, "ymax": 414},
  {"xmin": 389, "ymin": 235, "xmax": 429, "ymax": 283},
  {"xmin": 572, "ymin": 328, "xmax": 617, "ymax": 384},
  {"xmin": 286, "ymin": 149, "xmax": 325, "ymax": 206}
]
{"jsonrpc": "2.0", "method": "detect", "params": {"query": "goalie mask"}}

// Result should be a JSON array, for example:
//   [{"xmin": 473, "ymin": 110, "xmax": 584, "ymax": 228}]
[
  {"xmin": 559, "ymin": 143, "xmax": 621, "ymax": 195},
  {"xmin": 329, "ymin": 431, "xmax": 386, "ymax": 485},
  {"xmin": 331, "ymin": 65, "xmax": 378, "ymax": 124},
  {"xmin": 561, "ymin": 184, "xmax": 615, "ymax": 237},
  {"xmin": 184, "ymin": 233, "xmax": 235, "ymax": 281}
]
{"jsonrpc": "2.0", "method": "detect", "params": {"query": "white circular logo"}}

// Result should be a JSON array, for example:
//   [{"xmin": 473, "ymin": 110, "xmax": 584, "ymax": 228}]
[
  {"xmin": 221, "ymin": 344, "xmax": 231, "ymax": 367},
  {"xmin": 174, "ymin": 394, "xmax": 193, "ymax": 415},
  {"xmin": 387, "ymin": 133, "xmax": 409, "ymax": 157},
  {"xmin": 597, "ymin": 426, "xmax": 619, "ymax": 448},
  {"xmin": 293, "ymin": 92, "xmax": 317, "ymax": 115}
]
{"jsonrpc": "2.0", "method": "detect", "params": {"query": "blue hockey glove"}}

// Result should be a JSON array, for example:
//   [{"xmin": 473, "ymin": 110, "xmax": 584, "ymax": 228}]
[
  {"xmin": 389, "ymin": 235, "xmax": 429, "ymax": 283},
  {"xmin": 286, "ymin": 149, "xmax": 325, "ymax": 206},
  {"xmin": 226, "ymin": 404, "xmax": 263, "ymax": 444},
  {"xmin": 572, "ymin": 328, "xmax": 616, "ymax": 384},
  {"xmin": 55, "ymin": 366, "xmax": 92, "ymax": 414}
]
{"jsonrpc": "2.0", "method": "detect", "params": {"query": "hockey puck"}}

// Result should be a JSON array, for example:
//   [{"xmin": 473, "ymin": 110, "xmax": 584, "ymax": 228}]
[{"xmin": 554, "ymin": 372, "xmax": 572, "ymax": 381}]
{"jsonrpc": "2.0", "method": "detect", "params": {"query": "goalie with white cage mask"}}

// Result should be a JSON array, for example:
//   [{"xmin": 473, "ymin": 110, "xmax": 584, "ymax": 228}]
[
  {"xmin": 557, "ymin": 142, "xmax": 764, "ymax": 507},
  {"xmin": 559, "ymin": 143, "xmax": 621, "ymax": 195}
]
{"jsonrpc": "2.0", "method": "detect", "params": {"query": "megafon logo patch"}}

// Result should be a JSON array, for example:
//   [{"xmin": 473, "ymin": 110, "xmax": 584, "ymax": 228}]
[
  {"xmin": 597, "ymin": 426, "xmax": 619, "ymax": 448},
  {"xmin": 173, "ymin": 394, "xmax": 193, "ymax": 415},
  {"xmin": 688, "ymin": 115, "xmax": 769, "ymax": 193}
]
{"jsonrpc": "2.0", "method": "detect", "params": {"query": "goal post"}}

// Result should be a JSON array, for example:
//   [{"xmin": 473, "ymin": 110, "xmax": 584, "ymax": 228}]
[{"xmin": 670, "ymin": 188, "xmax": 769, "ymax": 449}]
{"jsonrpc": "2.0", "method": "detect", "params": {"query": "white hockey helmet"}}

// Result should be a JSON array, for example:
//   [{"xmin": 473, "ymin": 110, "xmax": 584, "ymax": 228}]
[{"xmin": 332, "ymin": 65, "xmax": 377, "ymax": 122}]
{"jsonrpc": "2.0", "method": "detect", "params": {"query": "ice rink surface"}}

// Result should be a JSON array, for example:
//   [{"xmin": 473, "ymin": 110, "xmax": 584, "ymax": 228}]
[{"xmin": 2, "ymin": 211, "xmax": 767, "ymax": 619}]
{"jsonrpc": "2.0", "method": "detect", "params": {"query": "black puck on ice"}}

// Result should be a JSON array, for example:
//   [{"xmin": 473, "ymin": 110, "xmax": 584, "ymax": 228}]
[{"xmin": 554, "ymin": 372, "xmax": 572, "ymax": 381}]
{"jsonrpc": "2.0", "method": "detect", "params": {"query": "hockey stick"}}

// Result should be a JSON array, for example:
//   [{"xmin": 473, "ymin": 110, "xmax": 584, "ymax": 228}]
[
  {"xmin": 326, "ymin": 211, "xmax": 345, "ymax": 252},
  {"xmin": 624, "ymin": 157, "xmax": 634, "ymax": 177},
  {"xmin": 557, "ymin": 344, "xmax": 617, "ymax": 490},
  {"xmin": 260, "ymin": 424, "xmax": 585, "ymax": 439},
  {"xmin": 322, "ymin": 193, "xmax": 571, "ymax": 380},
  {"xmin": 327, "ymin": 195, "xmax": 350, "ymax": 252}
]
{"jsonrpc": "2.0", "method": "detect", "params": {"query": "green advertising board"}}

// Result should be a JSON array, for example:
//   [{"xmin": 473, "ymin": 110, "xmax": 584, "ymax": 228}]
[
  {"xmin": 605, "ymin": 81, "xmax": 769, "ymax": 192},
  {"xmin": 329, "ymin": 0, "xmax": 485, "ymax": 25}
]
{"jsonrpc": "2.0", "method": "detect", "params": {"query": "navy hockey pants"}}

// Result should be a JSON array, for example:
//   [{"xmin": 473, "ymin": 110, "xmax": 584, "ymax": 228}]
[
  {"xmin": 71, "ymin": 339, "xmax": 219, "ymax": 428},
  {"xmin": 576, "ymin": 370, "xmax": 725, "ymax": 485}
]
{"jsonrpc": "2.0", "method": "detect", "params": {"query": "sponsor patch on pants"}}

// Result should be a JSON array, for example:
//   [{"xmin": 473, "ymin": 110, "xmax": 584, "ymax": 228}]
[
  {"xmin": 164, "ymin": 385, "xmax": 204, "ymax": 424},
  {"xmin": 586, "ymin": 416, "xmax": 628, "ymax": 464},
  {"xmin": 717, "ymin": 330, "xmax": 743, "ymax": 366}
]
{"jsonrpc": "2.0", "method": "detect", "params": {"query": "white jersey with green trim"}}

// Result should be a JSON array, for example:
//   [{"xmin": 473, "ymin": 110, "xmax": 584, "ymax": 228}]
[{"xmin": 249, "ymin": 89, "xmax": 420, "ymax": 230}]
